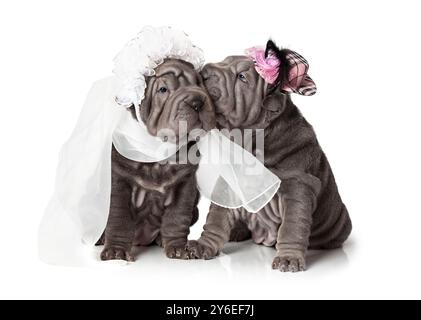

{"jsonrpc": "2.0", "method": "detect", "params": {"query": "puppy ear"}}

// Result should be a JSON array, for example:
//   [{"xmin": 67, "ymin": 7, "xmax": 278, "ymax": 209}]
[
  {"xmin": 262, "ymin": 90, "xmax": 289, "ymax": 124},
  {"xmin": 265, "ymin": 40, "xmax": 317, "ymax": 96},
  {"xmin": 138, "ymin": 77, "xmax": 155, "ymax": 123}
]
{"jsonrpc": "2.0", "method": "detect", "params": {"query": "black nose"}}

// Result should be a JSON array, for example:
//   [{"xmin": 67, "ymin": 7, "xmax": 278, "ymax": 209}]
[{"xmin": 188, "ymin": 99, "xmax": 204, "ymax": 112}]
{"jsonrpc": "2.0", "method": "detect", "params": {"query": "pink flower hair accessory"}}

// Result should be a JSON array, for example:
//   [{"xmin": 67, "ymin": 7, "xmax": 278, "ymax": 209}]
[
  {"xmin": 245, "ymin": 46, "xmax": 280, "ymax": 84},
  {"xmin": 245, "ymin": 42, "xmax": 317, "ymax": 96}
]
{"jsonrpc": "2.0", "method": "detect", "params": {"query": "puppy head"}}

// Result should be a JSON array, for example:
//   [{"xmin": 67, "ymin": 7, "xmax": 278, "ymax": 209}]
[
  {"xmin": 201, "ymin": 56, "xmax": 265, "ymax": 128},
  {"xmin": 201, "ymin": 41, "xmax": 316, "ymax": 128},
  {"xmin": 134, "ymin": 59, "xmax": 215, "ymax": 141}
]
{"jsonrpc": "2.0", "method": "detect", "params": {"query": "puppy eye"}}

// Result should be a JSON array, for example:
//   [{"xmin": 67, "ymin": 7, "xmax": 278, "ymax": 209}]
[
  {"xmin": 158, "ymin": 86, "xmax": 168, "ymax": 93},
  {"xmin": 238, "ymin": 73, "xmax": 247, "ymax": 82}
]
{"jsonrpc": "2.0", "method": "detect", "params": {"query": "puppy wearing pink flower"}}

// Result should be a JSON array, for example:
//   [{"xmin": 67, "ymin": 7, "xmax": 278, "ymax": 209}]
[{"xmin": 187, "ymin": 40, "xmax": 352, "ymax": 273}]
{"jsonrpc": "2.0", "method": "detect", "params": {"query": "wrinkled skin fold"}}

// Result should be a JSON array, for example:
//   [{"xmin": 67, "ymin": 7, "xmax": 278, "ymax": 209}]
[
  {"xmin": 99, "ymin": 59, "xmax": 215, "ymax": 261},
  {"xmin": 187, "ymin": 47, "xmax": 352, "ymax": 272}
]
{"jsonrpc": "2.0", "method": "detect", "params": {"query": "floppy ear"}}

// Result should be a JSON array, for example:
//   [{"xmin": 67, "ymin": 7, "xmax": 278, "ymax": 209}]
[
  {"xmin": 261, "ymin": 90, "xmax": 289, "ymax": 125},
  {"xmin": 265, "ymin": 40, "xmax": 317, "ymax": 96},
  {"xmin": 138, "ymin": 77, "xmax": 155, "ymax": 124}
]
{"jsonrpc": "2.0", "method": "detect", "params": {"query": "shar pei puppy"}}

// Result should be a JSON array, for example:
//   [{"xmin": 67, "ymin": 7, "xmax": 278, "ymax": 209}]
[
  {"xmin": 187, "ymin": 41, "xmax": 352, "ymax": 272},
  {"xmin": 99, "ymin": 59, "xmax": 215, "ymax": 262}
]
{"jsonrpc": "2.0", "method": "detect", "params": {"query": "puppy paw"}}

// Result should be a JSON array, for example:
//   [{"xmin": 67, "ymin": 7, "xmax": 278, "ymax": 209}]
[
  {"xmin": 272, "ymin": 251, "xmax": 306, "ymax": 273},
  {"xmin": 164, "ymin": 243, "xmax": 191, "ymax": 260},
  {"xmin": 100, "ymin": 246, "xmax": 134, "ymax": 262},
  {"xmin": 187, "ymin": 240, "xmax": 218, "ymax": 260}
]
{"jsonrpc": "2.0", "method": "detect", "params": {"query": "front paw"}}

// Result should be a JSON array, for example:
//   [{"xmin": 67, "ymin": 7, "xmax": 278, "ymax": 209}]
[
  {"xmin": 187, "ymin": 240, "xmax": 219, "ymax": 260},
  {"xmin": 272, "ymin": 251, "xmax": 306, "ymax": 273},
  {"xmin": 164, "ymin": 243, "xmax": 191, "ymax": 260},
  {"xmin": 100, "ymin": 246, "xmax": 134, "ymax": 262}
]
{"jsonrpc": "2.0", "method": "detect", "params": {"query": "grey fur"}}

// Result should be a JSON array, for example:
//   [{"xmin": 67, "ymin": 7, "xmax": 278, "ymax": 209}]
[
  {"xmin": 100, "ymin": 59, "xmax": 215, "ymax": 261},
  {"xmin": 187, "ymin": 55, "xmax": 352, "ymax": 272}
]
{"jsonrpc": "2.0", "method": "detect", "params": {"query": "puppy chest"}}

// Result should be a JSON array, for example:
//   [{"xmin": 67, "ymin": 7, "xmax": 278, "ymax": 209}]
[
  {"xmin": 130, "ymin": 186, "xmax": 174, "ymax": 212},
  {"xmin": 131, "ymin": 190, "xmax": 167, "ymax": 246}
]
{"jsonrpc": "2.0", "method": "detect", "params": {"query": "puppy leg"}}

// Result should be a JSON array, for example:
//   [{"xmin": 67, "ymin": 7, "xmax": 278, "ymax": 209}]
[
  {"xmin": 187, "ymin": 204, "xmax": 235, "ymax": 260},
  {"xmin": 161, "ymin": 181, "xmax": 197, "ymax": 260},
  {"xmin": 272, "ymin": 172, "xmax": 321, "ymax": 272},
  {"xmin": 101, "ymin": 174, "xmax": 135, "ymax": 262},
  {"xmin": 95, "ymin": 232, "xmax": 105, "ymax": 246}
]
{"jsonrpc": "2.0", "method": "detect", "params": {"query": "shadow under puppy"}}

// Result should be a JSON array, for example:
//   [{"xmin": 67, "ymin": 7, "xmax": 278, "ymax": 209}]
[
  {"xmin": 188, "ymin": 41, "xmax": 352, "ymax": 272},
  {"xmin": 99, "ymin": 59, "xmax": 215, "ymax": 261}
]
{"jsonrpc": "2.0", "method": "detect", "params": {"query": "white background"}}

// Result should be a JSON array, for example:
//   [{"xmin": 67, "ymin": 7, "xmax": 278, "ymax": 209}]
[{"xmin": 0, "ymin": 0, "xmax": 420, "ymax": 299}]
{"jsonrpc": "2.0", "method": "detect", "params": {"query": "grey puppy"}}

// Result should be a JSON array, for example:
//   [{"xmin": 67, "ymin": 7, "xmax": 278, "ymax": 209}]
[
  {"xmin": 100, "ymin": 59, "xmax": 215, "ymax": 261},
  {"xmin": 187, "ymin": 41, "xmax": 352, "ymax": 272}
]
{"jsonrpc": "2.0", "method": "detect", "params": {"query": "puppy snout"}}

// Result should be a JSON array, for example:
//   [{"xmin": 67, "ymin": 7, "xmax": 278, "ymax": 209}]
[
  {"xmin": 208, "ymin": 87, "xmax": 221, "ymax": 101},
  {"xmin": 186, "ymin": 97, "xmax": 204, "ymax": 112},
  {"xmin": 201, "ymin": 66, "xmax": 222, "ymax": 102},
  {"xmin": 191, "ymin": 98, "xmax": 204, "ymax": 112},
  {"xmin": 201, "ymin": 65, "xmax": 220, "ymax": 82}
]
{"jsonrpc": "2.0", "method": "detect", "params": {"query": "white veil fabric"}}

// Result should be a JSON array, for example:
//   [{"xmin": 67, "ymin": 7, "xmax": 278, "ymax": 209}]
[
  {"xmin": 38, "ymin": 26, "xmax": 281, "ymax": 266},
  {"xmin": 113, "ymin": 26, "xmax": 205, "ymax": 121},
  {"xmin": 112, "ymin": 102, "xmax": 281, "ymax": 213},
  {"xmin": 39, "ymin": 77, "xmax": 124, "ymax": 266},
  {"xmin": 196, "ymin": 132, "xmax": 280, "ymax": 213},
  {"xmin": 39, "ymin": 76, "xmax": 281, "ymax": 266}
]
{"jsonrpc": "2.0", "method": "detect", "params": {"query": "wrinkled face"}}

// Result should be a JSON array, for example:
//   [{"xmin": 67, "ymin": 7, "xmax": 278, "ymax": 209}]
[
  {"xmin": 140, "ymin": 59, "xmax": 215, "ymax": 140},
  {"xmin": 201, "ymin": 56, "xmax": 268, "ymax": 128}
]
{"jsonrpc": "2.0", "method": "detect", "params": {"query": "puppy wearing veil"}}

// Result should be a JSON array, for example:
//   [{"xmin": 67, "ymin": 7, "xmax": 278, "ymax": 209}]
[{"xmin": 39, "ymin": 27, "xmax": 281, "ymax": 265}]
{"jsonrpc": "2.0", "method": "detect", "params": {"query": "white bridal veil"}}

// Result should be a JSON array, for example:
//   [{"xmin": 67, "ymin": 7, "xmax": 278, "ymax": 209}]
[{"xmin": 38, "ymin": 27, "xmax": 281, "ymax": 266}]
